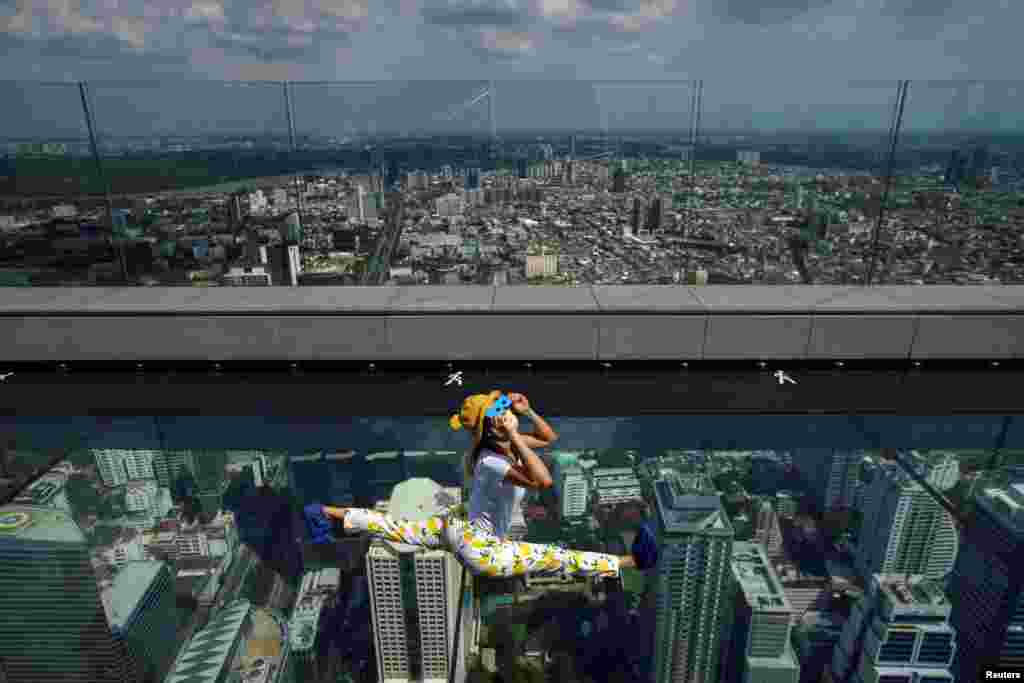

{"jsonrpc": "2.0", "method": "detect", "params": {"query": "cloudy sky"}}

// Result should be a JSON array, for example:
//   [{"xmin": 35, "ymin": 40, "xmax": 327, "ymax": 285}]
[{"xmin": 2, "ymin": 0, "xmax": 1020, "ymax": 136}]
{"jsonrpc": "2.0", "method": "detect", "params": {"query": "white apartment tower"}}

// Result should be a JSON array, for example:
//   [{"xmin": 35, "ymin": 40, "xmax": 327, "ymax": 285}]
[
  {"xmin": 367, "ymin": 479, "xmax": 477, "ymax": 683},
  {"xmin": 651, "ymin": 477, "xmax": 735, "ymax": 683},
  {"xmin": 855, "ymin": 461, "xmax": 959, "ymax": 583},
  {"xmin": 552, "ymin": 453, "xmax": 588, "ymax": 520}
]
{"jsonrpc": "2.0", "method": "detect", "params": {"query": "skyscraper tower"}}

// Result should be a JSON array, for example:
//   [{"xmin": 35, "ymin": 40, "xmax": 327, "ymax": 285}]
[
  {"xmin": 612, "ymin": 167, "xmax": 627, "ymax": 194},
  {"xmin": 632, "ymin": 197, "xmax": 645, "ymax": 237},
  {"xmin": 726, "ymin": 543, "xmax": 800, "ymax": 683},
  {"xmin": 792, "ymin": 450, "xmax": 863, "ymax": 512},
  {"xmin": 831, "ymin": 574, "xmax": 956, "ymax": 683},
  {"xmin": 0, "ymin": 505, "xmax": 139, "ymax": 683},
  {"xmin": 106, "ymin": 561, "xmax": 178, "ymax": 683},
  {"xmin": 465, "ymin": 166, "xmax": 481, "ymax": 192},
  {"xmin": 357, "ymin": 185, "xmax": 367, "ymax": 222},
  {"xmin": 854, "ymin": 460, "xmax": 959, "ymax": 584},
  {"xmin": 552, "ymin": 455, "xmax": 588, "ymax": 521},
  {"xmin": 647, "ymin": 196, "xmax": 664, "ymax": 234},
  {"xmin": 366, "ymin": 479, "xmax": 477, "ymax": 683},
  {"xmin": 651, "ymin": 476, "xmax": 735, "ymax": 683},
  {"xmin": 949, "ymin": 481, "xmax": 1024, "ymax": 681}
]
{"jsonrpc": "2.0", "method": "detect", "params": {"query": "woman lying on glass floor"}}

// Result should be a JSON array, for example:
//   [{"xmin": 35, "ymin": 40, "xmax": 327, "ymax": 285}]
[{"xmin": 304, "ymin": 391, "xmax": 658, "ymax": 579}]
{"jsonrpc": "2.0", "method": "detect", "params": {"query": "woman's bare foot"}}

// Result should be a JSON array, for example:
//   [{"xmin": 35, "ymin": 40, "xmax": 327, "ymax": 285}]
[{"xmin": 323, "ymin": 506, "xmax": 349, "ymax": 523}]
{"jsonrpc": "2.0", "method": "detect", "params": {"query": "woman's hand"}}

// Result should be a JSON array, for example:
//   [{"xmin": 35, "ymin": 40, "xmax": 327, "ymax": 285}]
[
  {"xmin": 509, "ymin": 392, "xmax": 531, "ymax": 415},
  {"xmin": 493, "ymin": 410, "xmax": 518, "ymax": 439}
]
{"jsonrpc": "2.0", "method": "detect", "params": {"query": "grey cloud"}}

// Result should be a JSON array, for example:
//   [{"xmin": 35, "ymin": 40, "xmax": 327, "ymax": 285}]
[
  {"xmin": 421, "ymin": 1, "xmax": 531, "ymax": 27},
  {"xmin": 584, "ymin": 0, "xmax": 639, "ymax": 10},
  {"xmin": 711, "ymin": 0, "xmax": 836, "ymax": 24},
  {"xmin": 552, "ymin": 14, "xmax": 635, "ymax": 44},
  {"xmin": 424, "ymin": 6, "xmax": 529, "ymax": 27},
  {"xmin": 210, "ymin": 32, "xmax": 315, "ymax": 61},
  {"xmin": 880, "ymin": 0, "xmax": 957, "ymax": 19},
  {"xmin": 1, "ymin": 30, "xmax": 188, "ymax": 64}
]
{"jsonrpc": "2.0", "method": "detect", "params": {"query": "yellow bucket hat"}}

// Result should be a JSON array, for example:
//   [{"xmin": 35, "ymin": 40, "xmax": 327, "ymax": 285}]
[{"xmin": 449, "ymin": 390, "xmax": 511, "ymax": 444}]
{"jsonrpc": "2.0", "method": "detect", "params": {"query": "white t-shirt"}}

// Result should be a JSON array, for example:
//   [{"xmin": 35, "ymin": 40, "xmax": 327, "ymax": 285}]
[{"xmin": 467, "ymin": 450, "xmax": 526, "ymax": 539}]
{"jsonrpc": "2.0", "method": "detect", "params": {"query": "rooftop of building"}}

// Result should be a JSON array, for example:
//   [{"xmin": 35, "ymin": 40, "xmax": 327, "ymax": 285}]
[
  {"xmin": 166, "ymin": 598, "xmax": 251, "ymax": 683},
  {"xmin": 732, "ymin": 542, "xmax": 791, "ymax": 612},
  {"xmin": 977, "ymin": 481, "xmax": 1024, "ymax": 531},
  {"xmin": 874, "ymin": 574, "xmax": 949, "ymax": 609},
  {"xmin": 0, "ymin": 504, "xmax": 84, "ymax": 544},
  {"xmin": 746, "ymin": 641, "xmax": 801, "ymax": 671},
  {"xmin": 653, "ymin": 477, "xmax": 731, "ymax": 535},
  {"xmin": 106, "ymin": 560, "xmax": 167, "ymax": 630},
  {"xmin": 381, "ymin": 477, "xmax": 460, "ymax": 554}
]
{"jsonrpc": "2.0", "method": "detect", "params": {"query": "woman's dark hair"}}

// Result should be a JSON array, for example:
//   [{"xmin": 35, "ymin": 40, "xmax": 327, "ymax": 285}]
[{"xmin": 467, "ymin": 416, "xmax": 504, "ymax": 477}]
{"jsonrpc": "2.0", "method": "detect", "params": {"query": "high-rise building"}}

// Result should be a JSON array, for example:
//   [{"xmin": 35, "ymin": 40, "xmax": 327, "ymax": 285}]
[
  {"xmin": 774, "ymin": 491, "xmax": 798, "ymax": 518},
  {"xmin": 550, "ymin": 453, "xmax": 588, "ymax": 520},
  {"xmin": 726, "ymin": 542, "xmax": 800, "ymax": 683},
  {"xmin": 104, "ymin": 561, "xmax": 178, "ymax": 683},
  {"xmin": 949, "ymin": 481, "xmax": 1024, "ymax": 681},
  {"xmin": 559, "ymin": 465, "xmax": 588, "ymax": 521},
  {"xmin": 290, "ymin": 567, "xmax": 343, "ymax": 681},
  {"xmin": 465, "ymin": 166, "xmax": 481, "ymax": 191},
  {"xmin": 651, "ymin": 476, "xmax": 735, "ymax": 683},
  {"xmin": 151, "ymin": 450, "xmax": 194, "ymax": 490},
  {"xmin": 647, "ymin": 196, "xmax": 664, "ymax": 233},
  {"xmin": 164, "ymin": 599, "xmax": 253, "ymax": 683},
  {"xmin": 632, "ymin": 197, "xmax": 645, "ymax": 236},
  {"xmin": 93, "ymin": 449, "xmax": 129, "ymax": 487},
  {"xmin": 367, "ymin": 479, "xmax": 477, "ymax": 683},
  {"xmin": 356, "ymin": 185, "xmax": 367, "ymax": 221},
  {"xmin": 516, "ymin": 158, "xmax": 528, "ymax": 179},
  {"xmin": 831, "ymin": 574, "xmax": 955, "ymax": 683},
  {"xmin": 793, "ymin": 450, "xmax": 863, "ymax": 512},
  {"xmin": 121, "ymin": 450, "xmax": 155, "ymax": 481},
  {"xmin": 944, "ymin": 150, "xmax": 968, "ymax": 189},
  {"xmin": 591, "ymin": 467, "xmax": 643, "ymax": 509},
  {"xmin": 903, "ymin": 451, "xmax": 960, "ymax": 492},
  {"xmin": 753, "ymin": 498, "xmax": 784, "ymax": 560},
  {"xmin": 855, "ymin": 460, "xmax": 958, "ymax": 583},
  {"xmin": 0, "ymin": 505, "xmax": 139, "ymax": 683}
]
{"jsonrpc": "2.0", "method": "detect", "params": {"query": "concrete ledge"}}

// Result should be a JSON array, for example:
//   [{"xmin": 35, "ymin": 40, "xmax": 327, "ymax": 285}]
[{"xmin": 2, "ymin": 286, "xmax": 1023, "ymax": 361}]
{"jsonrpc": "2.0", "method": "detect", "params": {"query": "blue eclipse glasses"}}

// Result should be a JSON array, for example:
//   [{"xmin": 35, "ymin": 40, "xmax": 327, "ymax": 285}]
[{"xmin": 484, "ymin": 393, "xmax": 512, "ymax": 419}]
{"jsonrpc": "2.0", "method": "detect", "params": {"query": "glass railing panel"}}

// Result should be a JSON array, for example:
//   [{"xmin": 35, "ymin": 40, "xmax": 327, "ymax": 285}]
[
  {"xmin": 695, "ymin": 79, "xmax": 903, "ymax": 285},
  {"xmin": 84, "ymin": 81, "xmax": 291, "ymax": 285},
  {"xmin": 885, "ymin": 80, "xmax": 1024, "ymax": 285},
  {"xmin": 0, "ymin": 82, "xmax": 98, "ymax": 286},
  {"xmin": 1, "ymin": 413, "xmax": 1015, "ymax": 682},
  {"xmin": 2, "ymin": 78, "xmax": 1022, "ymax": 289},
  {"xmin": 286, "ymin": 81, "xmax": 489, "ymax": 285}
]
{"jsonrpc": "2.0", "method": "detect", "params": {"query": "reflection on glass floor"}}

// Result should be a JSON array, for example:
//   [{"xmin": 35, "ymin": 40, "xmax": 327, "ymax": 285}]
[{"xmin": 1, "ymin": 440, "xmax": 1021, "ymax": 682}]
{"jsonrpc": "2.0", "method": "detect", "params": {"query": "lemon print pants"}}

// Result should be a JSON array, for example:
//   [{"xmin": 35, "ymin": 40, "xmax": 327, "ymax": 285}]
[{"xmin": 342, "ymin": 507, "xmax": 621, "ymax": 580}]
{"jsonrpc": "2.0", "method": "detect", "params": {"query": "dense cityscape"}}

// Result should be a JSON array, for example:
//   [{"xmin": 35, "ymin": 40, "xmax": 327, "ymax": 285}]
[
  {"xmin": 2, "ymin": 440, "xmax": 1023, "ymax": 683},
  {"xmin": 1, "ymin": 124, "xmax": 1023, "ymax": 288}
]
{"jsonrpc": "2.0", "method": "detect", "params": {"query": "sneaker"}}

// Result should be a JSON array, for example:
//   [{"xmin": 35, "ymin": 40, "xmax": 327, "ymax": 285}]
[
  {"xmin": 303, "ymin": 503, "xmax": 336, "ymax": 545},
  {"xmin": 631, "ymin": 521, "xmax": 659, "ymax": 571}
]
